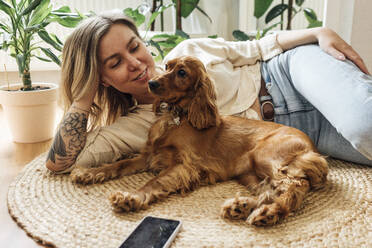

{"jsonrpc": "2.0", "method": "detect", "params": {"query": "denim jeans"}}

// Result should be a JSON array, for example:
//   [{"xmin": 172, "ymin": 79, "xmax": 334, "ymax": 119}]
[{"xmin": 261, "ymin": 44, "xmax": 372, "ymax": 166}]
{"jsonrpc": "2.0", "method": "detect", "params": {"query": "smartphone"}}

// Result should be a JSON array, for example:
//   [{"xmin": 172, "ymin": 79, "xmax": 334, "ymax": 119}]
[{"xmin": 119, "ymin": 216, "xmax": 182, "ymax": 248}]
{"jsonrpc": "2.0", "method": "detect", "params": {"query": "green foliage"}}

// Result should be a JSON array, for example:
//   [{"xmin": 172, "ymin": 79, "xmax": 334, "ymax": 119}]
[
  {"xmin": 254, "ymin": 0, "xmax": 274, "ymax": 19},
  {"xmin": 241, "ymin": 0, "xmax": 323, "ymax": 41},
  {"xmin": 303, "ymin": 7, "xmax": 323, "ymax": 28},
  {"xmin": 232, "ymin": 30, "xmax": 251, "ymax": 41},
  {"xmin": 0, "ymin": 0, "xmax": 84, "ymax": 90},
  {"xmin": 124, "ymin": 3, "xmax": 193, "ymax": 61},
  {"xmin": 172, "ymin": 0, "xmax": 199, "ymax": 18},
  {"xmin": 265, "ymin": 4, "xmax": 288, "ymax": 23}
]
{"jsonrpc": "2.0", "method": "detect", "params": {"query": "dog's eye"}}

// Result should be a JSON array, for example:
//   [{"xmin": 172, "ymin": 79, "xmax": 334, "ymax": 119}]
[
  {"xmin": 165, "ymin": 64, "xmax": 168, "ymax": 70},
  {"xmin": 177, "ymin": 69, "xmax": 186, "ymax": 78}
]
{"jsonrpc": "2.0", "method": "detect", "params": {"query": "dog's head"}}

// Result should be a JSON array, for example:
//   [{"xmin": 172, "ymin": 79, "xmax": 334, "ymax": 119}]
[{"xmin": 149, "ymin": 56, "xmax": 220, "ymax": 129}]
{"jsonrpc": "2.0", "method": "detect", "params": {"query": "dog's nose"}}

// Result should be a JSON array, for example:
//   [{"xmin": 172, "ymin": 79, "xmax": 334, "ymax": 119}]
[{"xmin": 148, "ymin": 80, "xmax": 160, "ymax": 90}]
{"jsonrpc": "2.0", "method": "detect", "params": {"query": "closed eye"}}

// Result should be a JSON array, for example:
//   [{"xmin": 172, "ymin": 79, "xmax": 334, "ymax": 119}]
[{"xmin": 110, "ymin": 59, "xmax": 121, "ymax": 68}]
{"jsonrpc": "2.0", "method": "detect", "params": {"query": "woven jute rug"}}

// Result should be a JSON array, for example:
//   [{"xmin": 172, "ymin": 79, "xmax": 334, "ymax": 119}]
[{"xmin": 7, "ymin": 153, "xmax": 372, "ymax": 248}]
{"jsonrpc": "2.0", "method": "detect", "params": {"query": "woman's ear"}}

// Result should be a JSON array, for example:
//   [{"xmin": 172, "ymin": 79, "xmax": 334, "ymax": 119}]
[
  {"xmin": 101, "ymin": 81, "xmax": 110, "ymax": 87},
  {"xmin": 188, "ymin": 71, "xmax": 220, "ymax": 129},
  {"xmin": 100, "ymin": 75, "xmax": 111, "ymax": 87}
]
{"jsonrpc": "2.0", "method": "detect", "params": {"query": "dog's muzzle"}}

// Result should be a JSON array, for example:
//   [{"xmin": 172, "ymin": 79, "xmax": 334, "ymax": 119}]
[{"xmin": 148, "ymin": 80, "xmax": 160, "ymax": 91}]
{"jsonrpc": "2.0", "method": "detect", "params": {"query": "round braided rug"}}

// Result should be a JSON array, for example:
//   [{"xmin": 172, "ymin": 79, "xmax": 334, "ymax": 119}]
[{"xmin": 7, "ymin": 153, "xmax": 372, "ymax": 248}]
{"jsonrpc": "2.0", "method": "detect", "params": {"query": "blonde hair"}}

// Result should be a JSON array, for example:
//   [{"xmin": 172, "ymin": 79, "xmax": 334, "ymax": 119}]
[{"xmin": 60, "ymin": 10, "xmax": 140, "ymax": 131}]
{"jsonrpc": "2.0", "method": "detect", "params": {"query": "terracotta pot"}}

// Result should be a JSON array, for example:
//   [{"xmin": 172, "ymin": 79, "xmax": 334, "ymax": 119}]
[{"xmin": 0, "ymin": 83, "xmax": 59, "ymax": 143}]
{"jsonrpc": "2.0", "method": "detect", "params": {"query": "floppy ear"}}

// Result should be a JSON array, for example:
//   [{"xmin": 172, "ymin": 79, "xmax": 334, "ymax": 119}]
[{"xmin": 188, "ymin": 69, "xmax": 220, "ymax": 129}]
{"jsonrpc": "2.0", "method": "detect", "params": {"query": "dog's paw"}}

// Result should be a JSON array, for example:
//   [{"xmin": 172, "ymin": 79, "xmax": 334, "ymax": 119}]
[
  {"xmin": 221, "ymin": 196, "xmax": 257, "ymax": 220},
  {"xmin": 70, "ymin": 165, "xmax": 115, "ymax": 184},
  {"xmin": 110, "ymin": 191, "xmax": 144, "ymax": 212},
  {"xmin": 246, "ymin": 203, "xmax": 284, "ymax": 226},
  {"xmin": 70, "ymin": 167, "xmax": 95, "ymax": 184}
]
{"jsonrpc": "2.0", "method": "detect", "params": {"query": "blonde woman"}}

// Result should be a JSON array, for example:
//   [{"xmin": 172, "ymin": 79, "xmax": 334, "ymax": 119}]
[{"xmin": 46, "ymin": 10, "xmax": 372, "ymax": 173}]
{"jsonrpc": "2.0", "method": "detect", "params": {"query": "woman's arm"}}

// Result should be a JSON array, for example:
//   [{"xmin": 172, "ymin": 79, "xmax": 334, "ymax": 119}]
[
  {"xmin": 45, "ymin": 102, "xmax": 90, "ymax": 172},
  {"xmin": 46, "ymin": 79, "xmax": 98, "ymax": 172},
  {"xmin": 277, "ymin": 27, "xmax": 370, "ymax": 74}
]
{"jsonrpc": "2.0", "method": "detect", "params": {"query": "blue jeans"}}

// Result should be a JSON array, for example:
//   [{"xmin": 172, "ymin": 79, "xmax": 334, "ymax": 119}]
[{"xmin": 261, "ymin": 44, "xmax": 372, "ymax": 166}]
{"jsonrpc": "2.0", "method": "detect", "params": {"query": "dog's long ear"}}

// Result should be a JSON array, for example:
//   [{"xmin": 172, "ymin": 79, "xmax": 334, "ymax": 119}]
[{"xmin": 188, "ymin": 68, "xmax": 220, "ymax": 129}]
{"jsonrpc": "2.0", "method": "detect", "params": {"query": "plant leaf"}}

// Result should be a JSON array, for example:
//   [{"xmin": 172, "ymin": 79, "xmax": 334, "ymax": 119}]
[
  {"xmin": 262, "ymin": 21, "xmax": 282, "ymax": 37},
  {"xmin": 40, "ymin": 47, "xmax": 60, "ymax": 65},
  {"xmin": 15, "ymin": 54, "xmax": 25, "ymax": 74},
  {"xmin": 53, "ymin": 16, "xmax": 82, "ymax": 27},
  {"xmin": 53, "ymin": 5, "xmax": 71, "ymax": 13},
  {"xmin": 38, "ymin": 30, "xmax": 62, "ymax": 51},
  {"xmin": 150, "ymin": 33, "xmax": 174, "ymax": 39},
  {"xmin": 49, "ymin": 33, "xmax": 63, "ymax": 45},
  {"xmin": 295, "ymin": 0, "xmax": 305, "ymax": 6},
  {"xmin": 195, "ymin": 6, "xmax": 212, "ymax": 23},
  {"xmin": 35, "ymin": 55, "xmax": 52, "ymax": 62},
  {"xmin": 124, "ymin": 8, "xmax": 145, "ymax": 27},
  {"xmin": 146, "ymin": 3, "xmax": 173, "ymax": 30},
  {"xmin": 232, "ymin": 30, "xmax": 250, "ymax": 41},
  {"xmin": 0, "ymin": 21, "xmax": 10, "ymax": 33},
  {"xmin": 10, "ymin": 0, "xmax": 16, "ymax": 8},
  {"xmin": 0, "ymin": 0, "xmax": 14, "ymax": 16},
  {"xmin": 303, "ymin": 8, "xmax": 318, "ymax": 22},
  {"xmin": 175, "ymin": 29, "xmax": 190, "ymax": 39},
  {"xmin": 307, "ymin": 20, "xmax": 323, "ymax": 28},
  {"xmin": 29, "ymin": 7, "xmax": 51, "ymax": 27},
  {"xmin": 148, "ymin": 40, "xmax": 164, "ymax": 59},
  {"xmin": 172, "ymin": 0, "xmax": 199, "ymax": 18},
  {"xmin": 21, "ymin": 0, "xmax": 42, "ymax": 16},
  {"xmin": 29, "ymin": 0, "xmax": 51, "ymax": 23},
  {"xmin": 265, "ymin": 4, "xmax": 288, "ymax": 24},
  {"xmin": 254, "ymin": 0, "xmax": 274, "ymax": 18}
]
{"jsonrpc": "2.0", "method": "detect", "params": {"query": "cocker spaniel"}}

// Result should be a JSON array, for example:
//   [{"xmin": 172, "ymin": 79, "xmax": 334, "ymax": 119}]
[{"xmin": 71, "ymin": 56, "xmax": 328, "ymax": 226}]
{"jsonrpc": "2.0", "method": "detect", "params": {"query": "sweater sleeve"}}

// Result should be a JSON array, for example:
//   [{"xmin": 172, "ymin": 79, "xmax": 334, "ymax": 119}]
[{"xmin": 163, "ymin": 34, "xmax": 283, "ymax": 67}]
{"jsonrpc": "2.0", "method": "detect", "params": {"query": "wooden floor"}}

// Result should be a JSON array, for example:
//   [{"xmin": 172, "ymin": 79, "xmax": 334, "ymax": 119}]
[{"xmin": 0, "ymin": 106, "xmax": 59, "ymax": 248}]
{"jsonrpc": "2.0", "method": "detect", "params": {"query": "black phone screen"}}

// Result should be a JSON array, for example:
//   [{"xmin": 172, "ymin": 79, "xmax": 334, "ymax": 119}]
[{"xmin": 119, "ymin": 216, "xmax": 181, "ymax": 248}]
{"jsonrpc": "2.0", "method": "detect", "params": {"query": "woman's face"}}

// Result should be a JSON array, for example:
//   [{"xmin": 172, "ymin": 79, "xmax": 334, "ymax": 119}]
[{"xmin": 98, "ymin": 23, "xmax": 156, "ymax": 103}]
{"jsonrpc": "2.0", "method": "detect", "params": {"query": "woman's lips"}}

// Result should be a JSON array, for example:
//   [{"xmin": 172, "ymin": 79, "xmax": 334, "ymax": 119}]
[{"xmin": 134, "ymin": 69, "xmax": 147, "ymax": 82}]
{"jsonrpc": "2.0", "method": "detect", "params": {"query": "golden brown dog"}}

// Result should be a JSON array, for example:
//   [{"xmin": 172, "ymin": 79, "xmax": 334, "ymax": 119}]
[{"xmin": 71, "ymin": 56, "xmax": 328, "ymax": 226}]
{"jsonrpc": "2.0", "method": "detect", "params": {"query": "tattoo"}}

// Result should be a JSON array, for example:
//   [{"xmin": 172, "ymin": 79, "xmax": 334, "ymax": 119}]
[
  {"xmin": 60, "ymin": 112, "xmax": 88, "ymax": 150},
  {"xmin": 46, "ymin": 112, "xmax": 88, "ymax": 168},
  {"xmin": 47, "ymin": 132, "xmax": 66, "ymax": 163}
]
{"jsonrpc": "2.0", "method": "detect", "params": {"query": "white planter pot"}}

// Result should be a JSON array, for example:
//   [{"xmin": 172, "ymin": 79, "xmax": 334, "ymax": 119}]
[{"xmin": 0, "ymin": 82, "xmax": 59, "ymax": 143}]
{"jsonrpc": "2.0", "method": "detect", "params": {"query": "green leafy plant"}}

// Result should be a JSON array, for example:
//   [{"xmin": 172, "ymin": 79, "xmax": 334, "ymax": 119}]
[
  {"xmin": 172, "ymin": 0, "xmax": 211, "ymax": 31},
  {"xmin": 0, "ymin": 0, "xmax": 84, "ymax": 90},
  {"xmin": 124, "ymin": 1, "xmax": 212, "ymax": 62},
  {"xmin": 233, "ymin": 0, "xmax": 323, "ymax": 41},
  {"xmin": 125, "ymin": 3, "xmax": 185, "ymax": 61}
]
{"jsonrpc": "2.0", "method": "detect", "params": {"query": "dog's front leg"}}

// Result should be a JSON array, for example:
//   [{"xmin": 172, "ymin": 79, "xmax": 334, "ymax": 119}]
[
  {"xmin": 71, "ymin": 154, "xmax": 149, "ymax": 184},
  {"xmin": 110, "ymin": 164, "xmax": 199, "ymax": 212}
]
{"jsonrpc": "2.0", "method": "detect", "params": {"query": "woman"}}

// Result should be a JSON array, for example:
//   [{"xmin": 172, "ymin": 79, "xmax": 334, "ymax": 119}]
[{"xmin": 46, "ymin": 11, "xmax": 372, "ymax": 173}]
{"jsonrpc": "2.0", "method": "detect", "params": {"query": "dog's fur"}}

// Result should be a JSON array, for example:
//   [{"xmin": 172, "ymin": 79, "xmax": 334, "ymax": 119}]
[{"xmin": 71, "ymin": 56, "xmax": 328, "ymax": 226}]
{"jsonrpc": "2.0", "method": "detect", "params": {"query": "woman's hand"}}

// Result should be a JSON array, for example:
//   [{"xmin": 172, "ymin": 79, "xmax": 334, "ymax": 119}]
[
  {"xmin": 73, "ymin": 78, "xmax": 100, "ymax": 111},
  {"xmin": 316, "ymin": 27, "xmax": 370, "ymax": 75},
  {"xmin": 277, "ymin": 27, "xmax": 370, "ymax": 75}
]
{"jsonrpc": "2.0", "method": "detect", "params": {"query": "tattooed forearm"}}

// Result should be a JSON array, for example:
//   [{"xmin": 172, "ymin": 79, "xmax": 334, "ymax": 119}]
[{"xmin": 46, "ymin": 111, "xmax": 88, "ymax": 171}]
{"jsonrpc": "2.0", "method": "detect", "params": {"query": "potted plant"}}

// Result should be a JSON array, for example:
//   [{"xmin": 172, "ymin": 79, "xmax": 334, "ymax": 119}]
[{"xmin": 0, "ymin": 0, "xmax": 83, "ymax": 143}]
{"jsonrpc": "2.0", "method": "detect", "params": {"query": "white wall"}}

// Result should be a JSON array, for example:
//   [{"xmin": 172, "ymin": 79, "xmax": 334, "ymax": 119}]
[{"xmin": 324, "ymin": 0, "xmax": 372, "ymax": 72}]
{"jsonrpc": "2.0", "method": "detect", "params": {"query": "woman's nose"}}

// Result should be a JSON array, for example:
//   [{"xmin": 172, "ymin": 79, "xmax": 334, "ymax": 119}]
[{"xmin": 127, "ymin": 56, "xmax": 141, "ymax": 71}]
